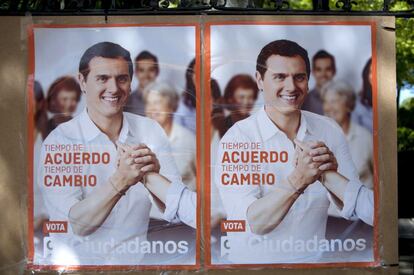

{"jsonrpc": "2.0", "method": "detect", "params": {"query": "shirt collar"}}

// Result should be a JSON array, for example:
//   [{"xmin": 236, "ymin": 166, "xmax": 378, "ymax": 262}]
[
  {"xmin": 119, "ymin": 114, "xmax": 132, "ymax": 143},
  {"xmin": 79, "ymin": 108, "xmax": 132, "ymax": 143},
  {"xmin": 257, "ymin": 107, "xmax": 312, "ymax": 142},
  {"xmin": 296, "ymin": 113, "xmax": 309, "ymax": 141}
]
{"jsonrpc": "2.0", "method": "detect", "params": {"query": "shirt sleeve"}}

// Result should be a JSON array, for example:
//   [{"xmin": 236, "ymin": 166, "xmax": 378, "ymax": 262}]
[
  {"xmin": 146, "ymin": 121, "xmax": 197, "ymax": 227},
  {"xmin": 163, "ymin": 181, "xmax": 196, "ymax": 229},
  {"xmin": 214, "ymin": 125, "xmax": 261, "ymax": 232},
  {"xmin": 37, "ymin": 130, "xmax": 83, "ymax": 232},
  {"xmin": 328, "ymin": 122, "xmax": 374, "ymax": 225},
  {"xmin": 340, "ymin": 179, "xmax": 374, "ymax": 226},
  {"xmin": 148, "ymin": 122, "xmax": 183, "ymax": 185}
]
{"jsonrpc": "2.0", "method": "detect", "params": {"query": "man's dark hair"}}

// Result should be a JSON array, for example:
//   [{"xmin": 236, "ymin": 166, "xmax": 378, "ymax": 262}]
[
  {"xmin": 134, "ymin": 50, "xmax": 159, "ymax": 75},
  {"xmin": 79, "ymin": 42, "xmax": 133, "ymax": 79},
  {"xmin": 312, "ymin": 49, "xmax": 336, "ymax": 73},
  {"xmin": 183, "ymin": 58, "xmax": 196, "ymax": 109},
  {"xmin": 360, "ymin": 57, "xmax": 372, "ymax": 107},
  {"xmin": 256, "ymin": 39, "xmax": 310, "ymax": 79}
]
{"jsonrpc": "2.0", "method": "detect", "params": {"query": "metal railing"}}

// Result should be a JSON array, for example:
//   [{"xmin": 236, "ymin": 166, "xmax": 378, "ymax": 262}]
[{"xmin": 0, "ymin": 0, "xmax": 413, "ymax": 17}]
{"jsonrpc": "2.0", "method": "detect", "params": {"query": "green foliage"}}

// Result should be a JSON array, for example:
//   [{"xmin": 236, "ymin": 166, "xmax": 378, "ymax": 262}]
[
  {"xmin": 256, "ymin": 0, "xmax": 312, "ymax": 9},
  {"xmin": 398, "ymin": 98, "xmax": 414, "ymax": 151},
  {"xmin": 328, "ymin": 0, "xmax": 412, "ymax": 11},
  {"xmin": 389, "ymin": 1, "xmax": 413, "ymax": 11},
  {"xmin": 329, "ymin": 0, "xmax": 383, "ymax": 11},
  {"xmin": 286, "ymin": 0, "xmax": 313, "ymax": 10},
  {"xmin": 398, "ymin": 127, "xmax": 414, "ymax": 151},
  {"xmin": 396, "ymin": 18, "xmax": 414, "ymax": 88},
  {"xmin": 160, "ymin": 0, "xmax": 179, "ymax": 8},
  {"xmin": 398, "ymin": 108, "xmax": 414, "ymax": 129},
  {"xmin": 400, "ymin": 94, "xmax": 414, "ymax": 110}
]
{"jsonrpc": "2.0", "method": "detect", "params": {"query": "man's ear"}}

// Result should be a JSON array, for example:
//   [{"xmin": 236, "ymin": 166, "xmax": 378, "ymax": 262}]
[
  {"xmin": 255, "ymin": 71, "xmax": 264, "ymax": 91},
  {"xmin": 78, "ymin": 73, "xmax": 87, "ymax": 93}
]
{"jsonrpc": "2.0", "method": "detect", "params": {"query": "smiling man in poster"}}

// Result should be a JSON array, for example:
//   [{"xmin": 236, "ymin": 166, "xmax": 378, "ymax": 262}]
[
  {"xmin": 38, "ymin": 41, "xmax": 195, "ymax": 265},
  {"xmin": 215, "ymin": 39, "xmax": 374, "ymax": 264}
]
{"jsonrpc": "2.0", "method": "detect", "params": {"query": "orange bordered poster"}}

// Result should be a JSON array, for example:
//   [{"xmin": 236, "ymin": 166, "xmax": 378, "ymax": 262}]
[
  {"xmin": 27, "ymin": 23, "xmax": 201, "ymax": 271},
  {"xmin": 204, "ymin": 20, "xmax": 380, "ymax": 268}
]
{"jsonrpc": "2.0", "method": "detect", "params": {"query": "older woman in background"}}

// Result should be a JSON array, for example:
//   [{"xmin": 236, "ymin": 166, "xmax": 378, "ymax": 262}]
[
  {"xmin": 46, "ymin": 76, "xmax": 82, "ymax": 136},
  {"xmin": 218, "ymin": 74, "xmax": 259, "ymax": 137},
  {"xmin": 321, "ymin": 80, "xmax": 373, "ymax": 190},
  {"xmin": 144, "ymin": 82, "xmax": 196, "ymax": 191}
]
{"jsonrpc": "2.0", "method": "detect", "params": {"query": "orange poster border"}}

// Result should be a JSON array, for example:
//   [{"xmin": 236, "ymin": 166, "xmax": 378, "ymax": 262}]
[
  {"xmin": 203, "ymin": 20, "xmax": 380, "ymax": 269},
  {"xmin": 27, "ymin": 24, "xmax": 35, "ymax": 264},
  {"xmin": 26, "ymin": 22, "xmax": 201, "ymax": 272}
]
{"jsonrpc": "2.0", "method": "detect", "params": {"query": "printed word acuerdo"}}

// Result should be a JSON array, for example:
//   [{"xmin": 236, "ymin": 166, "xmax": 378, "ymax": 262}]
[
  {"xmin": 43, "ymin": 152, "xmax": 110, "ymax": 165},
  {"xmin": 221, "ymin": 150, "xmax": 288, "ymax": 164}
]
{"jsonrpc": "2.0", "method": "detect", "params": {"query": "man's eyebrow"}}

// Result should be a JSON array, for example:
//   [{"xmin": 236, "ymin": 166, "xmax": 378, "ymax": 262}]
[
  {"xmin": 116, "ymin": 74, "xmax": 130, "ymax": 79},
  {"xmin": 95, "ymin": 74, "xmax": 109, "ymax": 78},
  {"xmin": 94, "ymin": 74, "xmax": 129, "ymax": 77}
]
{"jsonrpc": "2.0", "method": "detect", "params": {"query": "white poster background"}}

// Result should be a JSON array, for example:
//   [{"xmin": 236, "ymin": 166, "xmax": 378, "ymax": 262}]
[
  {"xmin": 34, "ymin": 26, "xmax": 196, "ymax": 116},
  {"xmin": 210, "ymin": 24, "xmax": 372, "ymax": 107},
  {"xmin": 209, "ymin": 23, "xmax": 374, "ymax": 265},
  {"xmin": 32, "ymin": 25, "xmax": 197, "ymax": 267}
]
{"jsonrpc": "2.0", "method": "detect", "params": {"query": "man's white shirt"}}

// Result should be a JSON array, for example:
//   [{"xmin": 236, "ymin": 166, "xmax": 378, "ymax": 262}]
[
  {"xmin": 214, "ymin": 107, "xmax": 373, "ymax": 264},
  {"xmin": 37, "ymin": 109, "xmax": 193, "ymax": 265}
]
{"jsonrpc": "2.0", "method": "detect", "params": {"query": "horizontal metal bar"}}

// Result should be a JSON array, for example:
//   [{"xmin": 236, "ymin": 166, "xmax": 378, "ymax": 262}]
[
  {"xmin": 0, "ymin": 0, "xmax": 413, "ymax": 17},
  {"xmin": 0, "ymin": 9, "xmax": 412, "ymax": 17}
]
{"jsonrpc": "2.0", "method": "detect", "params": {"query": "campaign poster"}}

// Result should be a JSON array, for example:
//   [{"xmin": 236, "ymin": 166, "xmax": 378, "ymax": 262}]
[
  {"xmin": 28, "ymin": 24, "xmax": 200, "ymax": 270},
  {"xmin": 206, "ymin": 21, "xmax": 378, "ymax": 267}
]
